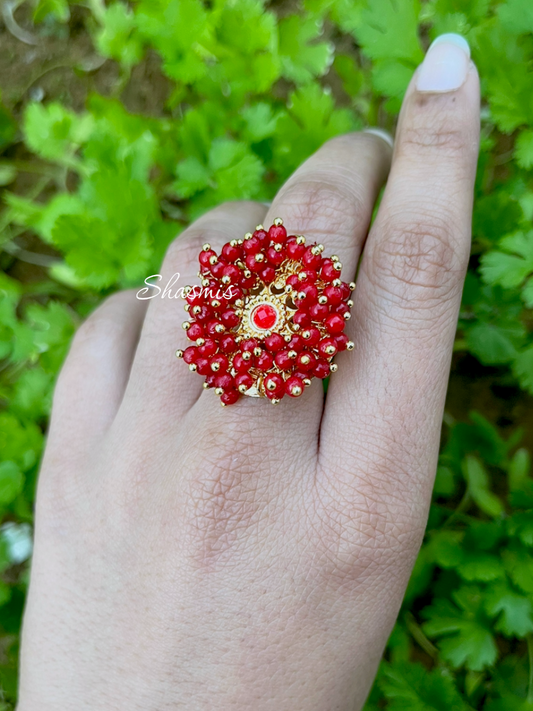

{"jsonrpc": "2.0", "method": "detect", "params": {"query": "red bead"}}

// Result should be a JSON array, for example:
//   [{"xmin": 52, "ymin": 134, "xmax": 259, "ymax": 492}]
[
  {"xmin": 186, "ymin": 286, "xmax": 204, "ymax": 306},
  {"xmin": 240, "ymin": 338, "xmax": 258, "ymax": 352},
  {"xmin": 225, "ymin": 286, "xmax": 244, "ymax": 303},
  {"xmin": 340, "ymin": 282, "xmax": 351, "ymax": 300},
  {"xmin": 301, "ymin": 327, "xmax": 321, "ymax": 347},
  {"xmin": 199, "ymin": 249, "xmax": 216, "ymax": 269},
  {"xmin": 220, "ymin": 309, "xmax": 240, "ymax": 329},
  {"xmin": 222, "ymin": 264, "xmax": 242, "ymax": 284},
  {"xmin": 299, "ymin": 269, "xmax": 318, "ymax": 284},
  {"xmin": 313, "ymin": 360, "xmax": 331, "ymax": 379},
  {"xmin": 183, "ymin": 346, "xmax": 199, "ymax": 364},
  {"xmin": 334, "ymin": 333, "xmax": 350, "ymax": 351},
  {"xmin": 206, "ymin": 320, "xmax": 224, "ymax": 337},
  {"xmin": 297, "ymin": 283, "xmax": 318, "ymax": 308},
  {"xmin": 210, "ymin": 261, "xmax": 225, "ymax": 279},
  {"xmin": 287, "ymin": 334, "xmax": 304, "ymax": 351},
  {"xmin": 241, "ymin": 274, "xmax": 257, "ymax": 290},
  {"xmin": 286, "ymin": 237, "xmax": 305, "ymax": 260},
  {"xmin": 221, "ymin": 389, "xmax": 240, "ymax": 406},
  {"xmin": 199, "ymin": 338, "xmax": 217, "ymax": 357},
  {"xmin": 309, "ymin": 303, "xmax": 329, "ymax": 321},
  {"xmin": 210, "ymin": 353, "xmax": 229, "ymax": 373},
  {"xmin": 255, "ymin": 351, "xmax": 274, "ymax": 370},
  {"xmin": 285, "ymin": 375, "xmax": 304, "ymax": 397},
  {"xmin": 264, "ymin": 373, "xmax": 284, "ymax": 398},
  {"xmin": 193, "ymin": 305, "xmax": 212, "ymax": 323},
  {"xmin": 269, "ymin": 224, "xmax": 287, "ymax": 244},
  {"xmin": 265, "ymin": 333, "xmax": 285, "ymax": 352},
  {"xmin": 274, "ymin": 350, "xmax": 294, "ymax": 371},
  {"xmin": 293, "ymin": 310, "xmax": 311, "ymax": 329},
  {"xmin": 219, "ymin": 334, "xmax": 237, "ymax": 353},
  {"xmin": 215, "ymin": 372, "xmax": 233, "ymax": 390},
  {"xmin": 302, "ymin": 247, "xmax": 323, "ymax": 271},
  {"xmin": 235, "ymin": 372, "xmax": 253, "ymax": 391},
  {"xmin": 222, "ymin": 242, "xmax": 242, "ymax": 262},
  {"xmin": 324, "ymin": 285, "xmax": 343, "ymax": 306},
  {"xmin": 187, "ymin": 322, "xmax": 204, "ymax": 341},
  {"xmin": 321, "ymin": 258, "xmax": 341, "ymax": 282},
  {"xmin": 233, "ymin": 353, "xmax": 252, "ymax": 373},
  {"xmin": 260, "ymin": 266, "xmax": 276, "ymax": 284},
  {"xmin": 196, "ymin": 357, "xmax": 210, "ymax": 375},
  {"xmin": 333, "ymin": 302, "xmax": 350, "ymax": 316},
  {"xmin": 287, "ymin": 274, "xmax": 300, "ymax": 289},
  {"xmin": 243, "ymin": 236, "xmax": 261, "ymax": 254},
  {"xmin": 253, "ymin": 229, "xmax": 269, "ymax": 247},
  {"xmin": 318, "ymin": 338, "xmax": 338, "ymax": 358},
  {"xmin": 245, "ymin": 253, "xmax": 265, "ymax": 273},
  {"xmin": 251, "ymin": 303, "xmax": 278, "ymax": 331},
  {"xmin": 267, "ymin": 246, "xmax": 285, "ymax": 266},
  {"xmin": 325, "ymin": 313, "xmax": 345, "ymax": 335},
  {"xmin": 205, "ymin": 373, "xmax": 217, "ymax": 388},
  {"xmin": 297, "ymin": 351, "xmax": 317, "ymax": 372}
]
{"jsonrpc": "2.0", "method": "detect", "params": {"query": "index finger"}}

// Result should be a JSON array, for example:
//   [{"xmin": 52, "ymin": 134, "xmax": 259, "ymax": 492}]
[{"xmin": 321, "ymin": 37, "xmax": 480, "ymax": 498}]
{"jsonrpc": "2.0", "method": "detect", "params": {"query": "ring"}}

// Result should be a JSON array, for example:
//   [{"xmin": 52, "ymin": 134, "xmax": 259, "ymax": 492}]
[{"xmin": 176, "ymin": 218, "xmax": 354, "ymax": 406}]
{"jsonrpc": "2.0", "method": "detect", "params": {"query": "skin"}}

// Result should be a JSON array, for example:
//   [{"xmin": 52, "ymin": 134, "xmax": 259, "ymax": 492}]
[{"xmin": 18, "ymin": 60, "xmax": 480, "ymax": 710}]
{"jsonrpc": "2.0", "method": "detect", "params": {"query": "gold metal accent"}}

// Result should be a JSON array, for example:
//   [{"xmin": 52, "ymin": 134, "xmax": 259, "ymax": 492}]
[
  {"xmin": 266, "ymin": 380, "xmax": 277, "ymax": 391},
  {"xmin": 202, "ymin": 243, "xmax": 211, "ymax": 251},
  {"xmin": 288, "ymin": 350, "xmax": 297, "ymax": 359},
  {"xmin": 196, "ymin": 338, "xmax": 205, "ymax": 346},
  {"xmin": 238, "ymin": 384, "xmax": 248, "ymax": 394},
  {"xmin": 215, "ymin": 387, "xmax": 224, "ymax": 395},
  {"xmin": 273, "ymin": 217, "xmax": 283, "ymax": 226},
  {"xmin": 253, "ymin": 347, "xmax": 262, "ymax": 357},
  {"xmin": 255, "ymin": 253, "xmax": 265, "ymax": 263},
  {"xmin": 318, "ymin": 295, "xmax": 328, "ymax": 305},
  {"xmin": 244, "ymin": 232, "xmax": 253, "ymax": 240},
  {"xmin": 303, "ymin": 378, "xmax": 311, "ymax": 387},
  {"xmin": 273, "ymin": 243, "xmax": 283, "ymax": 252},
  {"xmin": 347, "ymin": 299, "xmax": 354, "ymax": 307},
  {"xmin": 175, "ymin": 349, "xmax": 184, "ymax": 358},
  {"xmin": 291, "ymin": 385, "xmax": 303, "ymax": 397},
  {"xmin": 189, "ymin": 363, "xmax": 197, "ymax": 371},
  {"xmin": 211, "ymin": 362, "xmax": 220, "ymax": 372},
  {"xmin": 271, "ymin": 398, "xmax": 281, "ymax": 405},
  {"xmin": 300, "ymin": 354, "xmax": 310, "ymax": 365},
  {"xmin": 333, "ymin": 261, "xmax": 342, "ymax": 271},
  {"xmin": 221, "ymin": 275, "xmax": 231, "ymax": 285},
  {"xmin": 344, "ymin": 312, "xmax": 351, "ymax": 320},
  {"xmin": 203, "ymin": 382, "xmax": 210, "ymax": 389},
  {"xmin": 182, "ymin": 322, "xmax": 191, "ymax": 330},
  {"xmin": 215, "ymin": 324, "xmax": 225, "ymax": 334},
  {"xmin": 332, "ymin": 278, "xmax": 342, "ymax": 287},
  {"xmin": 325, "ymin": 345, "xmax": 336, "ymax": 356},
  {"xmin": 330, "ymin": 363, "xmax": 338, "ymax": 373},
  {"xmin": 242, "ymin": 351, "xmax": 252, "ymax": 361},
  {"xmin": 349, "ymin": 282, "xmax": 356, "ymax": 291},
  {"xmin": 209, "ymin": 255, "xmax": 218, "ymax": 265},
  {"xmin": 230, "ymin": 239, "xmax": 238, "ymax": 247},
  {"xmin": 296, "ymin": 235, "xmax": 305, "ymax": 245},
  {"xmin": 346, "ymin": 341, "xmax": 355, "ymax": 351},
  {"xmin": 256, "ymin": 224, "xmax": 264, "ymax": 231}
]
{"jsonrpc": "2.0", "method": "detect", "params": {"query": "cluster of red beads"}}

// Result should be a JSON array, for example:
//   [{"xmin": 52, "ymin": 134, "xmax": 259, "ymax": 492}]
[{"xmin": 177, "ymin": 220, "xmax": 353, "ymax": 406}]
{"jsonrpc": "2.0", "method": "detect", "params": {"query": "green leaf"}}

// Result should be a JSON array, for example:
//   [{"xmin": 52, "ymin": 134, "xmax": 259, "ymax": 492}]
[
  {"xmin": 484, "ymin": 581, "xmax": 533, "ymax": 637},
  {"xmin": 379, "ymin": 661, "xmax": 470, "ymax": 711},
  {"xmin": 278, "ymin": 15, "xmax": 333, "ymax": 85},
  {"xmin": 0, "ymin": 462, "xmax": 24, "ymax": 506},
  {"xmin": 515, "ymin": 130, "xmax": 533, "ymax": 170},
  {"xmin": 355, "ymin": 0, "xmax": 424, "ymax": 63},
  {"xmin": 463, "ymin": 456, "xmax": 505, "ymax": 518},
  {"xmin": 23, "ymin": 103, "xmax": 93, "ymax": 164},
  {"xmin": 94, "ymin": 2, "xmax": 144, "ymax": 68}
]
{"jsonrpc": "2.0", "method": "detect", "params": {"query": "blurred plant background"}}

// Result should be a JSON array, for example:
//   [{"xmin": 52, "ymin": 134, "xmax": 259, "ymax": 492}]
[{"xmin": 0, "ymin": 0, "xmax": 533, "ymax": 707}]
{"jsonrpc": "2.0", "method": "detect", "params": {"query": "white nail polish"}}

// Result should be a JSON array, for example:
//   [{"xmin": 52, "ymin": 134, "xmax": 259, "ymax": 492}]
[
  {"xmin": 363, "ymin": 128, "xmax": 394, "ymax": 148},
  {"xmin": 416, "ymin": 33, "xmax": 470, "ymax": 93}
]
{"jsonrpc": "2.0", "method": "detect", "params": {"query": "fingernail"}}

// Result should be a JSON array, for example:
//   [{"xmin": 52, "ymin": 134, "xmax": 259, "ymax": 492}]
[
  {"xmin": 416, "ymin": 34, "xmax": 470, "ymax": 93},
  {"xmin": 363, "ymin": 128, "xmax": 394, "ymax": 148}
]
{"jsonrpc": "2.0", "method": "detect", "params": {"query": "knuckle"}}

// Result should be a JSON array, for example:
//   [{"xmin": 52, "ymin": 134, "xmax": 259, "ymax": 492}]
[
  {"xmin": 367, "ymin": 214, "xmax": 464, "ymax": 303},
  {"xmin": 399, "ymin": 102, "xmax": 471, "ymax": 159},
  {"xmin": 276, "ymin": 178, "xmax": 367, "ymax": 241}
]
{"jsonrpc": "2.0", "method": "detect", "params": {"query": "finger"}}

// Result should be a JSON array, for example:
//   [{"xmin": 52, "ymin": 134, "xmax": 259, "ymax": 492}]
[
  {"xmin": 48, "ymin": 291, "xmax": 147, "ymax": 454},
  {"xmin": 192, "ymin": 132, "xmax": 392, "ymax": 461},
  {"xmin": 126, "ymin": 201, "xmax": 267, "ymax": 418},
  {"xmin": 322, "ymin": 37, "xmax": 480, "ymax": 503}
]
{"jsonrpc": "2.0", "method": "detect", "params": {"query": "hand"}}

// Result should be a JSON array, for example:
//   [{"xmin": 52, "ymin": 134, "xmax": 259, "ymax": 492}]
[{"xmin": 18, "ymin": 37, "xmax": 479, "ymax": 711}]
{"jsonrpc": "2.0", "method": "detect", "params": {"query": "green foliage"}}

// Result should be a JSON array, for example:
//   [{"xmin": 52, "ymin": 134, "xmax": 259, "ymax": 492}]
[{"xmin": 1, "ymin": 0, "xmax": 533, "ymax": 707}]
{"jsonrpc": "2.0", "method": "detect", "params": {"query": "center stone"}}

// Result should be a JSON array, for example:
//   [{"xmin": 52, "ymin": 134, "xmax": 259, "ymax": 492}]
[{"xmin": 251, "ymin": 303, "xmax": 278, "ymax": 331}]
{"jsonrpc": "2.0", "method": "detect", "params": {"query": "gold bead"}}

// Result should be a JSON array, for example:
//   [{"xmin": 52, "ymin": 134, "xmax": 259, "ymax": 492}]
[
  {"xmin": 243, "ymin": 270, "xmax": 252, "ymax": 279},
  {"xmin": 302, "ymin": 330, "xmax": 311, "ymax": 339},
  {"xmin": 303, "ymin": 378, "xmax": 311, "ymax": 387},
  {"xmin": 196, "ymin": 338, "xmax": 205, "ymax": 346},
  {"xmin": 325, "ymin": 345, "xmax": 336, "ymax": 356},
  {"xmin": 215, "ymin": 387, "xmax": 224, "ymax": 395},
  {"xmin": 253, "ymin": 347, "xmax": 262, "ymax": 357},
  {"xmin": 255, "ymin": 253, "xmax": 265, "ymax": 263},
  {"xmin": 184, "ymin": 304, "xmax": 190, "ymax": 311},
  {"xmin": 244, "ymin": 232, "xmax": 253, "ymax": 240},
  {"xmin": 235, "ymin": 299, "xmax": 244, "ymax": 307},
  {"xmin": 274, "ymin": 243, "xmax": 282, "ymax": 252},
  {"xmin": 273, "ymin": 217, "xmax": 283, "ymax": 226},
  {"xmin": 331, "ymin": 254, "xmax": 339, "ymax": 261},
  {"xmin": 211, "ymin": 362, "xmax": 220, "ymax": 372},
  {"xmin": 285, "ymin": 284, "xmax": 293, "ymax": 293},
  {"xmin": 296, "ymin": 235, "xmax": 305, "ymax": 245},
  {"xmin": 192, "ymin": 305, "xmax": 201, "ymax": 315},
  {"xmin": 300, "ymin": 354, "xmax": 310, "ymax": 365},
  {"xmin": 297, "ymin": 291, "xmax": 306, "ymax": 301},
  {"xmin": 182, "ymin": 322, "xmax": 191, "ymax": 330},
  {"xmin": 344, "ymin": 312, "xmax": 351, "ymax": 320},
  {"xmin": 256, "ymin": 224, "xmax": 264, "ymax": 231},
  {"xmin": 293, "ymin": 324, "xmax": 300, "ymax": 331},
  {"xmin": 215, "ymin": 324, "xmax": 225, "ymax": 334},
  {"xmin": 318, "ymin": 295, "xmax": 328, "ymax": 305},
  {"xmin": 221, "ymin": 275, "xmax": 230, "ymax": 284},
  {"xmin": 175, "ymin": 349, "xmax": 184, "ymax": 358},
  {"xmin": 202, "ymin": 243, "xmax": 211, "ymax": 251},
  {"xmin": 291, "ymin": 386, "xmax": 303, "ymax": 397},
  {"xmin": 238, "ymin": 384, "xmax": 248, "ymax": 394},
  {"xmin": 288, "ymin": 350, "xmax": 297, "ymax": 359},
  {"xmin": 202, "ymin": 278, "xmax": 210, "ymax": 287},
  {"xmin": 349, "ymin": 282, "xmax": 356, "ymax": 291},
  {"xmin": 189, "ymin": 363, "xmax": 197, "ymax": 371},
  {"xmin": 284, "ymin": 335, "xmax": 292, "ymax": 343},
  {"xmin": 332, "ymin": 278, "xmax": 342, "ymax": 287},
  {"xmin": 266, "ymin": 380, "xmax": 277, "ymax": 391},
  {"xmin": 230, "ymin": 239, "xmax": 238, "ymax": 247},
  {"xmin": 184, "ymin": 285, "xmax": 191, "ymax": 295},
  {"xmin": 209, "ymin": 255, "xmax": 218, "ymax": 265},
  {"xmin": 298, "ymin": 272, "xmax": 307, "ymax": 281},
  {"xmin": 347, "ymin": 299, "xmax": 353, "ymax": 307},
  {"xmin": 346, "ymin": 341, "xmax": 354, "ymax": 351},
  {"xmin": 238, "ymin": 239, "xmax": 244, "ymax": 245},
  {"xmin": 203, "ymin": 382, "xmax": 210, "ymax": 389},
  {"xmin": 333, "ymin": 261, "xmax": 342, "ymax": 271},
  {"xmin": 330, "ymin": 363, "xmax": 338, "ymax": 373},
  {"xmin": 211, "ymin": 299, "xmax": 221, "ymax": 309},
  {"xmin": 242, "ymin": 351, "xmax": 252, "ymax": 361},
  {"xmin": 220, "ymin": 401, "xmax": 226, "ymax": 407},
  {"xmin": 271, "ymin": 398, "xmax": 280, "ymax": 405}
]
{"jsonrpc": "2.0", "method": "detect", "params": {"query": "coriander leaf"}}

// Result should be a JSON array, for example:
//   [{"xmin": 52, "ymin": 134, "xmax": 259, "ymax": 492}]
[
  {"xmin": 278, "ymin": 14, "xmax": 333, "ymax": 85},
  {"xmin": 484, "ymin": 581, "xmax": 533, "ymax": 637}
]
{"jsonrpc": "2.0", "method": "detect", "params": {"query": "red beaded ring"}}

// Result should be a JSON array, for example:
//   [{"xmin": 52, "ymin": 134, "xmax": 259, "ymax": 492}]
[{"xmin": 176, "ymin": 218, "xmax": 355, "ymax": 406}]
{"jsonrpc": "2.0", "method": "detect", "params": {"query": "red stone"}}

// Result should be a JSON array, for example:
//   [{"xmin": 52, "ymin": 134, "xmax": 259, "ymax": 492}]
[
  {"xmin": 186, "ymin": 322, "xmax": 204, "ymax": 341},
  {"xmin": 195, "ymin": 357, "xmax": 210, "ymax": 375},
  {"xmin": 219, "ymin": 334, "xmax": 237, "ymax": 353},
  {"xmin": 265, "ymin": 333, "xmax": 285, "ymax": 352},
  {"xmin": 183, "ymin": 346, "xmax": 199, "ymax": 364},
  {"xmin": 222, "ymin": 242, "xmax": 242, "ymax": 262},
  {"xmin": 334, "ymin": 333, "xmax": 350, "ymax": 351},
  {"xmin": 293, "ymin": 310, "xmax": 311, "ymax": 329},
  {"xmin": 286, "ymin": 237, "xmax": 305, "ymax": 260},
  {"xmin": 302, "ymin": 246, "xmax": 323, "ymax": 271},
  {"xmin": 297, "ymin": 351, "xmax": 317, "ymax": 372},
  {"xmin": 302, "ymin": 327, "xmax": 321, "ymax": 347},
  {"xmin": 269, "ymin": 224, "xmax": 288, "ymax": 243},
  {"xmin": 324, "ymin": 285, "xmax": 343, "ymax": 306},
  {"xmin": 233, "ymin": 353, "xmax": 252, "ymax": 373},
  {"xmin": 321, "ymin": 259, "xmax": 341, "ymax": 282},
  {"xmin": 215, "ymin": 373, "xmax": 233, "ymax": 390},
  {"xmin": 243, "ymin": 236, "xmax": 261, "ymax": 254},
  {"xmin": 255, "ymin": 351, "xmax": 274, "ymax": 370},
  {"xmin": 267, "ymin": 246, "xmax": 285, "ymax": 266},
  {"xmin": 220, "ymin": 309, "xmax": 240, "ymax": 328},
  {"xmin": 260, "ymin": 266, "xmax": 276, "ymax": 284},
  {"xmin": 313, "ymin": 360, "xmax": 331, "ymax": 379},
  {"xmin": 274, "ymin": 350, "xmax": 293, "ymax": 371},
  {"xmin": 309, "ymin": 303, "xmax": 329, "ymax": 321},
  {"xmin": 221, "ymin": 389, "xmax": 240, "ymax": 405},
  {"xmin": 251, "ymin": 303, "xmax": 278, "ymax": 331},
  {"xmin": 198, "ymin": 338, "xmax": 217, "ymax": 357},
  {"xmin": 318, "ymin": 338, "xmax": 338, "ymax": 359},
  {"xmin": 285, "ymin": 375, "xmax": 304, "ymax": 397},
  {"xmin": 325, "ymin": 313, "xmax": 345, "ymax": 335},
  {"xmin": 235, "ymin": 372, "xmax": 253, "ymax": 391},
  {"xmin": 264, "ymin": 373, "xmax": 284, "ymax": 398}
]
